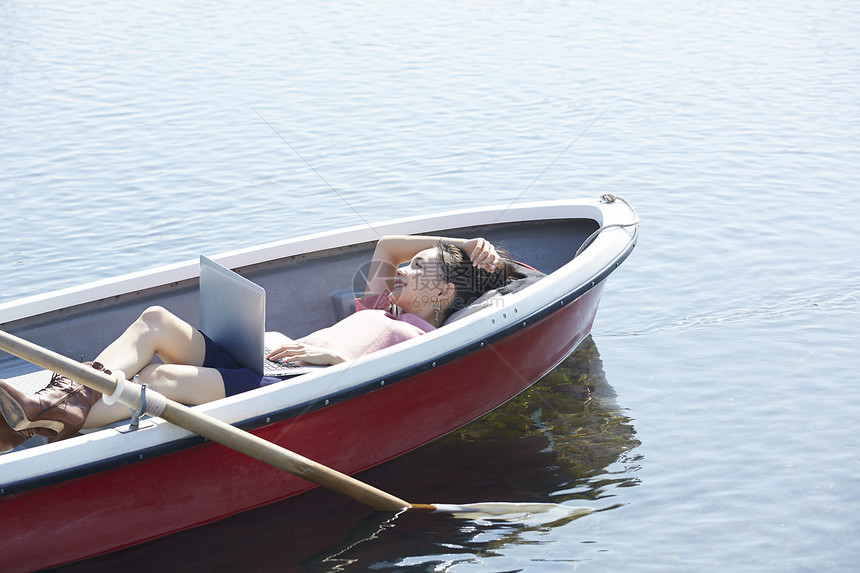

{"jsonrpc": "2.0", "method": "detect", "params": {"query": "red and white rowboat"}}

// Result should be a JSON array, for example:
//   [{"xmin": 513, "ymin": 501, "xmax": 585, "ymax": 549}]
[{"xmin": 0, "ymin": 196, "xmax": 637, "ymax": 571}]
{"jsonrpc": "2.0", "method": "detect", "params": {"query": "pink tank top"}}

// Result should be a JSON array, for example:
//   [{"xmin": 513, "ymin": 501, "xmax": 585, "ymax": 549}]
[{"xmin": 298, "ymin": 293, "xmax": 435, "ymax": 360}]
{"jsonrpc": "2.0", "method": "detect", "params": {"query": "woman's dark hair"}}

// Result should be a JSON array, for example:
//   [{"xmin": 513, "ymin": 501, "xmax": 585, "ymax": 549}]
[{"xmin": 436, "ymin": 241, "xmax": 516, "ymax": 320}]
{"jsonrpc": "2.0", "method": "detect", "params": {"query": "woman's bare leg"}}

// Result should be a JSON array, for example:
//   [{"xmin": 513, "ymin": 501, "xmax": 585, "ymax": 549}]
[
  {"xmin": 81, "ymin": 305, "xmax": 223, "ymax": 428},
  {"xmin": 83, "ymin": 363, "xmax": 226, "ymax": 428},
  {"xmin": 94, "ymin": 306, "xmax": 207, "ymax": 375}
]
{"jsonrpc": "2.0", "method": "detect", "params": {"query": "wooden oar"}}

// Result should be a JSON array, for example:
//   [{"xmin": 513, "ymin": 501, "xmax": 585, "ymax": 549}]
[{"xmin": 0, "ymin": 330, "xmax": 593, "ymax": 520}]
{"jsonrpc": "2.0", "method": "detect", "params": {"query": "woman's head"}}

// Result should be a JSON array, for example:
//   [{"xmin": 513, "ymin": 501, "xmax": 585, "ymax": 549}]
[
  {"xmin": 386, "ymin": 241, "xmax": 514, "ymax": 325},
  {"xmin": 435, "ymin": 241, "xmax": 514, "ymax": 321}
]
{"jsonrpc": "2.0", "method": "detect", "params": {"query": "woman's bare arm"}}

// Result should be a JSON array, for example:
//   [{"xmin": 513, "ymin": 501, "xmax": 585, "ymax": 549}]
[{"xmin": 363, "ymin": 235, "xmax": 500, "ymax": 296}]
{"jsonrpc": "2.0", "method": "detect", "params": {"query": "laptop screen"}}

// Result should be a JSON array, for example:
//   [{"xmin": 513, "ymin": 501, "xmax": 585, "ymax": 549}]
[{"xmin": 199, "ymin": 255, "xmax": 266, "ymax": 375}]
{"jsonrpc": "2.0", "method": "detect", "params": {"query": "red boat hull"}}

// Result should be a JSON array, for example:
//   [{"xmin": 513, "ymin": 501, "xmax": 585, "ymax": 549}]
[{"xmin": 0, "ymin": 284, "xmax": 603, "ymax": 571}]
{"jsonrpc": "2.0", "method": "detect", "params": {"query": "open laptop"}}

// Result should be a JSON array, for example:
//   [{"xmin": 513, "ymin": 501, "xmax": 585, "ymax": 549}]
[{"xmin": 199, "ymin": 255, "xmax": 327, "ymax": 378}]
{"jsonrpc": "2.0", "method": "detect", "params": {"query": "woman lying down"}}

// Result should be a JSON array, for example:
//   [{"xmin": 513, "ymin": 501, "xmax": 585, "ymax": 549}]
[{"xmin": 0, "ymin": 235, "xmax": 518, "ymax": 451}]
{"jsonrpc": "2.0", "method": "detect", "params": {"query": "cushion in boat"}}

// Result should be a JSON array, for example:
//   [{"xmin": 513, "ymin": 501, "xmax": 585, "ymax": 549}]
[{"xmin": 444, "ymin": 263, "xmax": 545, "ymax": 324}]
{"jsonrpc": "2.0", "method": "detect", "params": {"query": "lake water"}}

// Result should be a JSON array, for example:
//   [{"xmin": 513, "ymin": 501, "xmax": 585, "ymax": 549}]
[{"xmin": 2, "ymin": 0, "xmax": 858, "ymax": 571}]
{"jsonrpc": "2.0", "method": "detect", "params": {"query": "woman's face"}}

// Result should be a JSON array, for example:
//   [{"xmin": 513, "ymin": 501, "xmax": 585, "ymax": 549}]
[{"xmin": 388, "ymin": 248, "xmax": 449, "ymax": 313}]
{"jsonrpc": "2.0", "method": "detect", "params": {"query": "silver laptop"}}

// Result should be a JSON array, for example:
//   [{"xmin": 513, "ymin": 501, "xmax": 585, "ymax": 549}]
[{"xmin": 199, "ymin": 255, "xmax": 326, "ymax": 378}]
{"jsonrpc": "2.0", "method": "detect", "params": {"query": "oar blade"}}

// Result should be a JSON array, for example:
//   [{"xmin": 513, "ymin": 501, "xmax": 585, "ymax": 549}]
[{"xmin": 429, "ymin": 502, "xmax": 593, "ymax": 523}]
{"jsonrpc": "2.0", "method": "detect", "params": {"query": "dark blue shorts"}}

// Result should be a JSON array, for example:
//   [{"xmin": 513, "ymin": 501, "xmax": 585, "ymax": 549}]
[{"xmin": 201, "ymin": 332, "xmax": 282, "ymax": 397}]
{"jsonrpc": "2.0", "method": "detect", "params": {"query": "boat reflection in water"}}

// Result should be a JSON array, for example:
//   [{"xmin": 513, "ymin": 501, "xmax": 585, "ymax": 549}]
[{"xmin": 57, "ymin": 336, "xmax": 640, "ymax": 572}]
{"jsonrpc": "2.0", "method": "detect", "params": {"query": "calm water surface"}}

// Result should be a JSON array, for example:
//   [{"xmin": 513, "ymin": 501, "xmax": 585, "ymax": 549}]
[{"xmin": 2, "ymin": 1, "xmax": 858, "ymax": 571}]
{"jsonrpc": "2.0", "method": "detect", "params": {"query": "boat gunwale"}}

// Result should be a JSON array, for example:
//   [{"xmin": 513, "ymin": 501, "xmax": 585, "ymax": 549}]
[{"xmin": 0, "ymin": 200, "xmax": 609, "ymax": 325}]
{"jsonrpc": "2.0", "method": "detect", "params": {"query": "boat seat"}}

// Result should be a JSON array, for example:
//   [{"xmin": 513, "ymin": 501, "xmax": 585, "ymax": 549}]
[{"xmin": 330, "ymin": 288, "xmax": 357, "ymax": 322}]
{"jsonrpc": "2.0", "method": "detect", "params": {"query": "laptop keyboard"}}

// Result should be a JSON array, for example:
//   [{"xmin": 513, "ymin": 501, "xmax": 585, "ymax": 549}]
[
  {"xmin": 263, "ymin": 358, "xmax": 302, "ymax": 372},
  {"xmin": 262, "ymin": 347, "xmax": 304, "ymax": 373}
]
